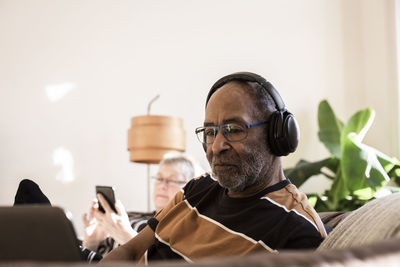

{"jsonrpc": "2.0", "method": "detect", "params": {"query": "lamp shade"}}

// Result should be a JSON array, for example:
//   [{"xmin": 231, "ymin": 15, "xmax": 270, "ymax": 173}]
[{"xmin": 127, "ymin": 115, "xmax": 186, "ymax": 164}]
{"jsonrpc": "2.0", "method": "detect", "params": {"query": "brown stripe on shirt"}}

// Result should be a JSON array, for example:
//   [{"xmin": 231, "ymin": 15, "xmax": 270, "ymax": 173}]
[
  {"xmin": 264, "ymin": 184, "xmax": 327, "ymax": 238},
  {"xmin": 155, "ymin": 199, "xmax": 276, "ymax": 261}
]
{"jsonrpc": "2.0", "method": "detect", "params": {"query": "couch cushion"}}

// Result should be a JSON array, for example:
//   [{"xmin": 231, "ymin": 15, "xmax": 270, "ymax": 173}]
[
  {"xmin": 318, "ymin": 192, "xmax": 400, "ymax": 250},
  {"xmin": 318, "ymin": 211, "xmax": 351, "ymax": 230}
]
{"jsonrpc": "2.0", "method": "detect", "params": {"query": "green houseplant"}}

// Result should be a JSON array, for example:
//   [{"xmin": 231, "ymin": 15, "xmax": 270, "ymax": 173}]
[{"xmin": 284, "ymin": 100, "xmax": 400, "ymax": 212}]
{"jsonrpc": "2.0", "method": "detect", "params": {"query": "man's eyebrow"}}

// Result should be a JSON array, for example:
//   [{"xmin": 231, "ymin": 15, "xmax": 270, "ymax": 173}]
[
  {"xmin": 203, "ymin": 122, "xmax": 214, "ymax": 127},
  {"xmin": 224, "ymin": 118, "xmax": 245, "ymax": 124}
]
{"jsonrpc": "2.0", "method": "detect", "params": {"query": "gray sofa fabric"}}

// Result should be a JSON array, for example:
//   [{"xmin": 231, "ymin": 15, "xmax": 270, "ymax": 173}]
[{"xmin": 318, "ymin": 192, "xmax": 400, "ymax": 250}]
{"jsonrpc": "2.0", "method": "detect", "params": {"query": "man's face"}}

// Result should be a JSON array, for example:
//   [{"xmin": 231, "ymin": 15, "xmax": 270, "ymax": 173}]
[{"xmin": 204, "ymin": 82, "xmax": 271, "ymax": 194}]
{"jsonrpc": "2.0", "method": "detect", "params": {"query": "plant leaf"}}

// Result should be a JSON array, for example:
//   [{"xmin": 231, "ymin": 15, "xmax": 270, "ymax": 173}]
[
  {"xmin": 308, "ymin": 194, "xmax": 335, "ymax": 212},
  {"xmin": 341, "ymin": 133, "xmax": 390, "ymax": 199},
  {"xmin": 327, "ymin": 168, "xmax": 349, "ymax": 209},
  {"xmin": 318, "ymin": 100, "xmax": 344, "ymax": 158},
  {"xmin": 341, "ymin": 108, "xmax": 374, "ymax": 143},
  {"xmin": 287, "ymin": 100, "xmax": 400, "ymax": 212},
  {"xmin": 284, "ymin": 158, "xmax": 338, "ymax": 188}
]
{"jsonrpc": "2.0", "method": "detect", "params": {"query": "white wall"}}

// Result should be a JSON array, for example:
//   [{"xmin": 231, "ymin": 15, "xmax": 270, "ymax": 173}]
[{"xmin": 0, "ymin": 0, "xmax": 398, "ymax": 237}]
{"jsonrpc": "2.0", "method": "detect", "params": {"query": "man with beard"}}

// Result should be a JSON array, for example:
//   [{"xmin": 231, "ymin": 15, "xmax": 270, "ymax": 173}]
[{"xmin": 102, "ymin": 72, "xmax": 327, "ymax": 263}]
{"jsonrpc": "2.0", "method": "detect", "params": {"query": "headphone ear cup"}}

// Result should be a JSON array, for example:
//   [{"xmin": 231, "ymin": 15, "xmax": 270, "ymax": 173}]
[
  {"xmin": 267, "ymin": 111, "xmax": 281, "ymax": 155},
  {"xmin": 283, "ymin": 113, "xmax": 300, "ymax": 154},
  {"xmin": 267, "ymin": 111, "xmax": 299, "ymax": 156}
]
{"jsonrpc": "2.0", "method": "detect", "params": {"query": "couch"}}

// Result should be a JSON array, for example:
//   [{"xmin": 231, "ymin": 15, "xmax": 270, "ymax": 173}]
[{"xmin": 2, "ymin": 193, "xmax": 400, "ymax": 266}]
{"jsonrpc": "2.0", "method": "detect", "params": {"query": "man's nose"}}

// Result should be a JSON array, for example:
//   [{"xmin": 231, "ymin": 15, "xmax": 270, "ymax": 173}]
[{"xmin": 211, "ymin": 130, "xmax": 230, "ymax": 154}]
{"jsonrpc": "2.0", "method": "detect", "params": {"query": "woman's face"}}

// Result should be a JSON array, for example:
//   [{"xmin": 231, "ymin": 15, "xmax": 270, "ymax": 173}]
[{"xmin": 152, "ymin": 163, "xmax": 187, "ymax": 212}]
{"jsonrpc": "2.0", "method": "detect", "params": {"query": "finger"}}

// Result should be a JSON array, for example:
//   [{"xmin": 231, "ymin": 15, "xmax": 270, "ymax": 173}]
[
  {"xmin": 82, "ymin": 213, "xmax": 89, "ymax": 225},
  {"xmin": 89, "ymin": 205, "xmax": 97, "ymax": 219},
  {"xmin": 90, "ymin": 198, "xmax": 98, "ymax": 208},
  {"xmin": 89, "ymin": 198, "xmax": 98, "ymax": 214},
  {"xmin": 97, "ymin": 193, "xmax": 114, "ymax": 214},
  {"xmin": 93, "ymin": 207, "xmax": 104, "ymax": 223},
  {"xmin": 114, "ymin": 199, "xmax": 126, "ymax": 216},
  {"xmin": 92, "ymin": 201, "xmax": 99, "ymax": 211}
]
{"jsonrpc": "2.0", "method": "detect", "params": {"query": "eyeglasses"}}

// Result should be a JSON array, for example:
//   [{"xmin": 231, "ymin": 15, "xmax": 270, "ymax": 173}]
[
  {"xmin": 195, "ymin": 121, "xmax": 267, "ymax": 144},
  {"xmin": 151, "ymin": 176, "xmax": 186, "ymax": 187}
]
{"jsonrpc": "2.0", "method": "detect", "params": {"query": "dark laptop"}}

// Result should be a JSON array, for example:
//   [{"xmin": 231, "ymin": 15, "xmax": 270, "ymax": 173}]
[{"xmin": 0, "ymin": 205, "xmax": 83, "ymax": 262}]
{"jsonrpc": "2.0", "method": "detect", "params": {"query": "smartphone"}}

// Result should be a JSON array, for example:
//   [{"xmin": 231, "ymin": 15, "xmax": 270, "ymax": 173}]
[{"xmin": 95, "ymin": 185, "xmax": 117, "ymax": 213}]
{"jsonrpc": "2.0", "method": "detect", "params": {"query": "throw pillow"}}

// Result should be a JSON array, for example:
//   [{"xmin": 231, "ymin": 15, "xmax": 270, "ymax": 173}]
[{"xmin": 318, "ymin": 192, "xmax": 400, "ymax": 250}]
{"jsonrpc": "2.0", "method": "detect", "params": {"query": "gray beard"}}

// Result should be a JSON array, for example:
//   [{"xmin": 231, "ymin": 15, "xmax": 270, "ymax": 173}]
[{"xmin": 211, "ymin": 149, "xmax": 268, "ymax": 193}]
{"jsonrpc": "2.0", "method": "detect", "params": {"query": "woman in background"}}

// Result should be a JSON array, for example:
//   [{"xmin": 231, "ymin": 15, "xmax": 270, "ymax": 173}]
[{"xmin": 81, "ymin": 152, "xmax": 200, "ymax": 259}]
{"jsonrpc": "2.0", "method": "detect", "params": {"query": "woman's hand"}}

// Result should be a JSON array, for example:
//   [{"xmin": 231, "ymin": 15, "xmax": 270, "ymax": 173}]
[
  {"xmin": 94, "ymin": 194, "xmax": 138, "ymax": 245},
  {"xmin": 82, "ymin": 199, "xmax": 107, "ymax": 250}
]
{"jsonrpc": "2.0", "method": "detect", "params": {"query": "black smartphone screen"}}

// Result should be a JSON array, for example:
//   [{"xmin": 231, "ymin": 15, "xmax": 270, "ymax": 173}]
[{"xmin": 95, "ymin": 186, "xmax": 117, "ymax": 213}]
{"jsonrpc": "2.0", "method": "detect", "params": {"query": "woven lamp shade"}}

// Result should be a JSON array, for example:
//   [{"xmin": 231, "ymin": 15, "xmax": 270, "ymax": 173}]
[{"xmin": 127, "ymin": 115, "xmax": 186, "ymax": 164}]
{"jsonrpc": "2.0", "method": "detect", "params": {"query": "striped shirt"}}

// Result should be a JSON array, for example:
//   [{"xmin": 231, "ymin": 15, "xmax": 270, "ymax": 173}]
[{"xmin": 143, "ymin": 174, "xmax": 326, "ymax": 263}]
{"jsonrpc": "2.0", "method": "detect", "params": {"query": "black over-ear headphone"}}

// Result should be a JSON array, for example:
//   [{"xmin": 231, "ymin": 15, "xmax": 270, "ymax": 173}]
[{"xmin": 204, "ymin": 71, "xmax": 299, "ymax": 156}]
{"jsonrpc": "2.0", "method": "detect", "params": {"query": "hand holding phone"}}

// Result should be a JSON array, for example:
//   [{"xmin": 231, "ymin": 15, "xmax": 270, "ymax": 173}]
[{"xmin": 95, "ymin": 185, "xmax": 117, "ymax": 213}]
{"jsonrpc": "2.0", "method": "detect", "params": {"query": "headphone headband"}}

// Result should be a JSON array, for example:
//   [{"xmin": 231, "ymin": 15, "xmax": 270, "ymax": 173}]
[{"xmin": 205, "ymin": 72, "xmax": 286, "ymax": 112}]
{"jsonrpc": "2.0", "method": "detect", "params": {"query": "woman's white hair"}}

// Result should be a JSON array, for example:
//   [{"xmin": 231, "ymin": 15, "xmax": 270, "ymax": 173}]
[{"xmin": 160, "ymin": 151, "xmax": 203, "ymax": 181}]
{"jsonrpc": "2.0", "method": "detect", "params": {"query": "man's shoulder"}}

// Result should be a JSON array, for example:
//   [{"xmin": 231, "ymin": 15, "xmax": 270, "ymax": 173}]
[
  {"xmin": 263, "ymin": 181, "xmax": 327, "ymax": 238},
  {"xmin": 264, "ymin": 182, "xmax": 312, "ymax": 213}
]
